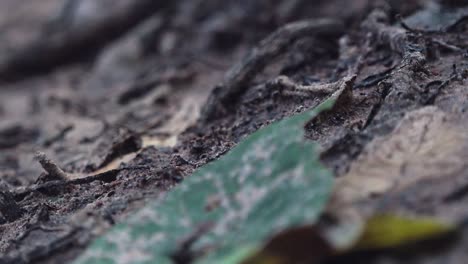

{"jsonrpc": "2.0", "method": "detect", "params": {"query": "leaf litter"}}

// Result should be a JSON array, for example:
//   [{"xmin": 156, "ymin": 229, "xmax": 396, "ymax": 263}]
[{"xmin": 75, "ymin": 75, "xmax": 355, "ymax": 264}]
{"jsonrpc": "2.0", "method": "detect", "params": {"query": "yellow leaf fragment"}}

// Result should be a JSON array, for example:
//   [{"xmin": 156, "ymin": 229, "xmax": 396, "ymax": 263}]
[{"xmin": 354, "ymin": 214, "xmax": 456, "ymax": 250}]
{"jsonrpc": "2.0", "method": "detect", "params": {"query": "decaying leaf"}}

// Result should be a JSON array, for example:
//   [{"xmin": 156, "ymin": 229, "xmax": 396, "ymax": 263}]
[{"xmin": 331, "ymin": 106, "xmax": 468, "ymax": 207}]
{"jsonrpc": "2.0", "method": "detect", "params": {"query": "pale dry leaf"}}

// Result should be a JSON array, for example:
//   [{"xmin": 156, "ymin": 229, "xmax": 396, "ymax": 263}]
[{"xmin": 333, "ymin": 106, "xmax": 468, "ymax": 207}]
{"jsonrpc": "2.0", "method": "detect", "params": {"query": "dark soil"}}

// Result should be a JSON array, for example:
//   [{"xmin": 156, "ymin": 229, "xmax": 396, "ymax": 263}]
[{"xmin": 0, "ymin": 0, "xmax": 467, "ymax": 263}]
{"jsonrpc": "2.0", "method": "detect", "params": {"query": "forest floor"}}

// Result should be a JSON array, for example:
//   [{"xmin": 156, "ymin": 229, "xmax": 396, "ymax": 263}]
[{"xmin": 0, "ymin": 0, "xmax": 467, "ymax": 263}]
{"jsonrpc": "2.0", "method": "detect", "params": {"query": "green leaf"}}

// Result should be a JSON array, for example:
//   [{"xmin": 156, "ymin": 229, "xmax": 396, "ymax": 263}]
[{"xmin": 75, "ymin": 89, "xmax": 342, "ymax": 264}]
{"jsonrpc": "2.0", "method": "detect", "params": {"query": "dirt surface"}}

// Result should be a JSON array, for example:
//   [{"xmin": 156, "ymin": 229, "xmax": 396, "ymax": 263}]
[{"xmin": 0, "ymin": 0, "xmax": 467, "ymax": 263}]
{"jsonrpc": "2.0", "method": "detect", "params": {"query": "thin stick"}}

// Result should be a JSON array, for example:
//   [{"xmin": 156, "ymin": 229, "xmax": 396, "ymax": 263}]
[{"xmin": 35, "ymin": 152, "xmax": 69, "ymax": 181}]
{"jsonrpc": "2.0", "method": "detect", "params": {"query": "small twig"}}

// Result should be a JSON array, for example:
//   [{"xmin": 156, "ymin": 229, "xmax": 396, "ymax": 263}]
[
  {"xmin": 14, "ymin": 165, "xmax": 151, "ymax": 198},
  {"xmin": 271, "ymin": 75, "xmax": 354, "ymax": 97},
  {"xmin": 274, "ymin": 76, "xmax": 337, "ymax": 94},
  {"xmin": 34, "ymin": 152, "xmax": 69, "ymax": 181}
]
